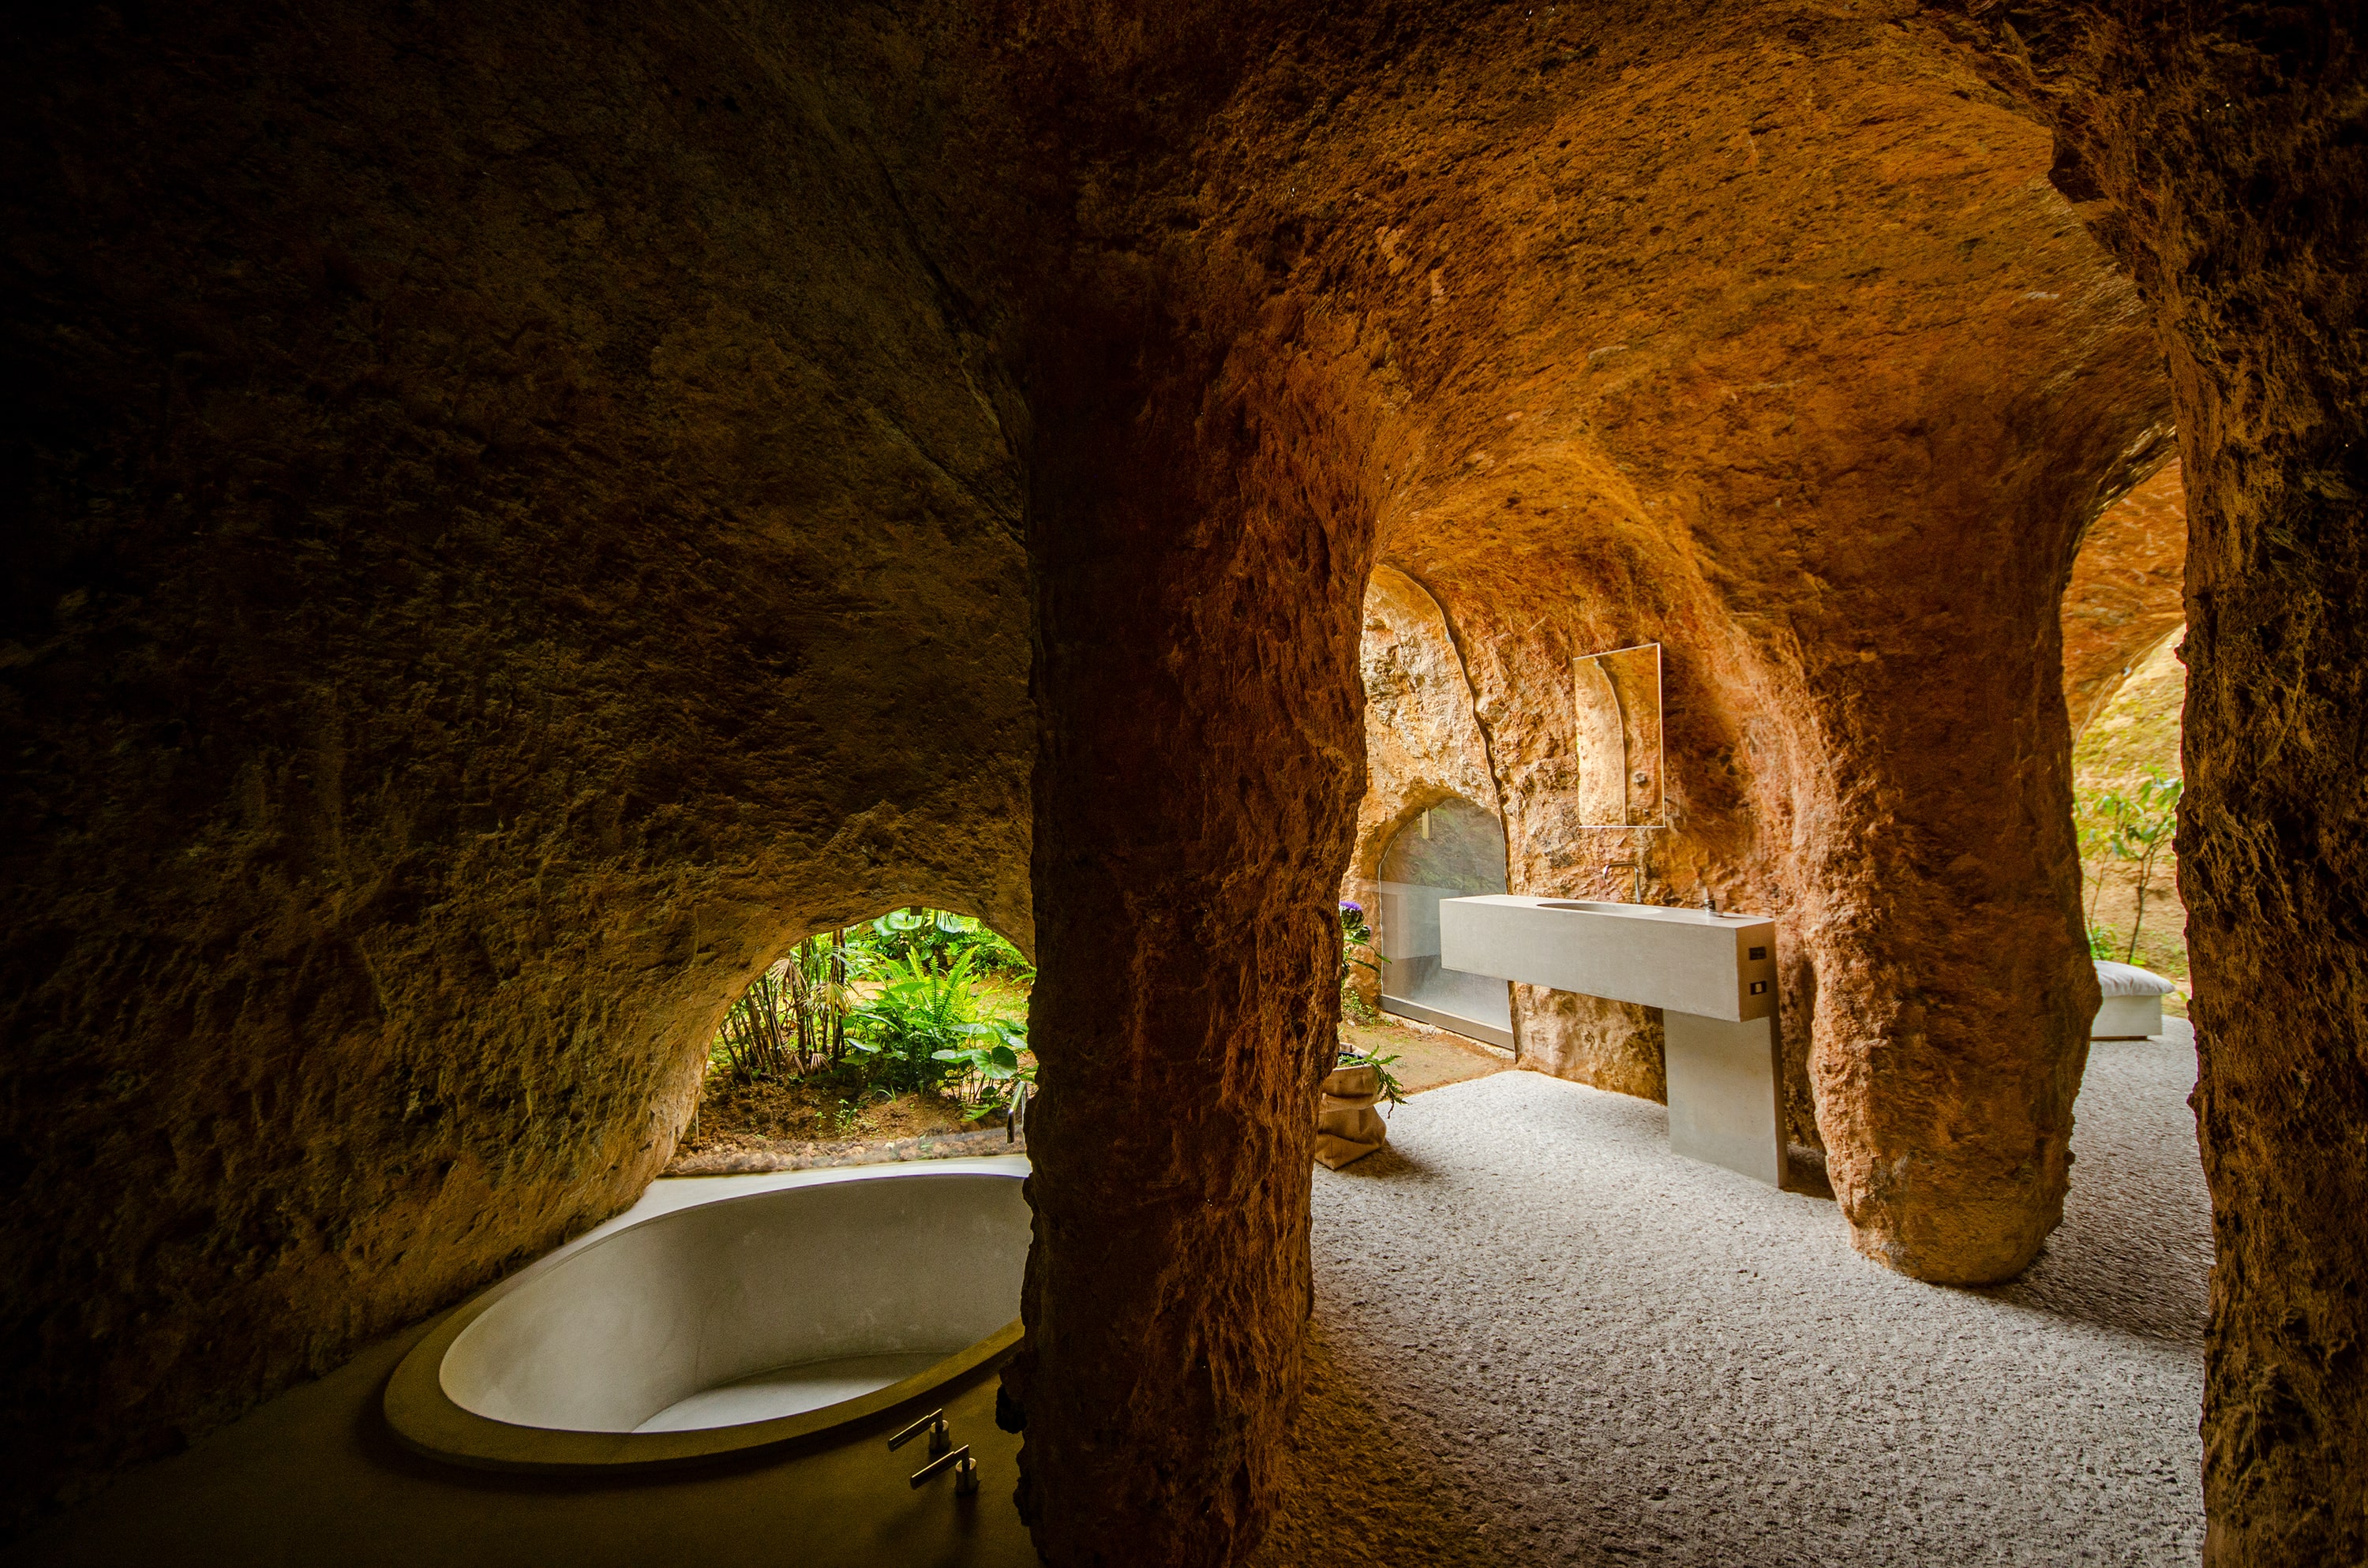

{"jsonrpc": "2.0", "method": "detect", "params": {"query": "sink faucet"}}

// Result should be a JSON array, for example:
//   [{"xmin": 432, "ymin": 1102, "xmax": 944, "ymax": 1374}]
[
  {"xmin": 1604, "ymin": 859, "xmax": 1643, "ymax": 903},
  {"xmin": 1701, "ymin": 886, "xmax": 1716, "ymax": 915}
]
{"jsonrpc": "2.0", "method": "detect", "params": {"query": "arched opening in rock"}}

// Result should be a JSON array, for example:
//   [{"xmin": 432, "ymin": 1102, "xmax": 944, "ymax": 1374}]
[
  {"xmin": 673, "ymin": 908, "xmax": 1035, "ymax": 1173},
  {"xmin": 2062, "ymin": 458, "xmax": 2189, "ymax": 736},
  {"xmin": 1569, "ymin": 642, "xmax": 1665, "ymax": 831},
  {"xmin": 2059, "ymin": 456, "xmax": 2191, "ymax": 1016},
  {"xmin": 2073, "ymin": 628, "xmax": 2189, "ymax": 986},
  {"xmin": 421, "ymin": 905, "xmax": 1043, "ymax": 1454}
]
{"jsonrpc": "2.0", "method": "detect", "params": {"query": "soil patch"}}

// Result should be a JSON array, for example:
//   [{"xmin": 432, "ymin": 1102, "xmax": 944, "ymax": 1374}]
[
  {"xmin": 1342, "ymin": 1012, "xmax": 1512, "ymax": 1095},
  {"xmin": 665, "ymin": 1072, "xmax": 1014, "ymax": 1176}
]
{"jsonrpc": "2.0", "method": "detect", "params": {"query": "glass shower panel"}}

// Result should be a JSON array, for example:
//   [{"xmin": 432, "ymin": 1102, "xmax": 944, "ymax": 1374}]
[{"xmin": 1376, "ymin": 795, "xmax": 1514, "ymax": 1048}]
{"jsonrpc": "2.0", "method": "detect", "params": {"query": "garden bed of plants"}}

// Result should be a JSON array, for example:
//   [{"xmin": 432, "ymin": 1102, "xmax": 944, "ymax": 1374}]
[{"xmin": 666, "ymin": 908, "xmax": 1034, "ymax": 1174}]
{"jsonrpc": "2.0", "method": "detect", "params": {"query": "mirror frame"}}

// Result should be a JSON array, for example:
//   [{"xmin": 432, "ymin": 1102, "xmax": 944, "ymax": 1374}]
[{"xmin": 1570, "ymin": 640, "xmax": 1665, "ymax": 830}]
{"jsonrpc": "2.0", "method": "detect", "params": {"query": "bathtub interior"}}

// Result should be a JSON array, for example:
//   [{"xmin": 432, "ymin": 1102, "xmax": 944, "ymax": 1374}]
[{"xmin": 440, "ymin": 1169, "xmax": 1029, "ymax": 1435}]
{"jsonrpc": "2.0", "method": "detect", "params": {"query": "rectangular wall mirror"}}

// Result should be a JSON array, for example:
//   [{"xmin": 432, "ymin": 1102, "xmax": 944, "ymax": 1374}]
[{"xmin": 1572, "ymin": 642, "xmax": 1665, "ymax": 829}]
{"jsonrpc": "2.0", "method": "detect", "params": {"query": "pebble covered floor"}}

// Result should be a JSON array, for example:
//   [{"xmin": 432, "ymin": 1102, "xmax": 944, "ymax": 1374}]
[{"xmin": 1299, "ymin": 1025, "xmax": 2209, "ymax": 1566}]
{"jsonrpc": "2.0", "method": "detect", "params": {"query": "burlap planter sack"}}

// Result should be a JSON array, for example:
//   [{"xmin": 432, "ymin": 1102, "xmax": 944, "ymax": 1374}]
[{"xmin": 1314, "ymin": 1061, "xmax": 1388, "ymax": 1169}]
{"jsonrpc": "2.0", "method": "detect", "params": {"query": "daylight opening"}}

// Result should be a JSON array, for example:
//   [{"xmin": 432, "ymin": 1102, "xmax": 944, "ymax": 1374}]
[{"xmin": 674, "ymin": 910, "xmax": 1035, "ymax": 1169}]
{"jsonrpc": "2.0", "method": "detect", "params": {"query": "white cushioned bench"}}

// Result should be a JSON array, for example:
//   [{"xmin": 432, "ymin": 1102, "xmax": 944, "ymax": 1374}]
[{"xmin": 2093, "ymin": 960, "xmax": 2178, "ymax": 1040}]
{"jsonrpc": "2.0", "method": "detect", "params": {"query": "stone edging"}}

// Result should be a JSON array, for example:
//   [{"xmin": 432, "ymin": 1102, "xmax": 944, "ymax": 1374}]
[{"xmin": 665, "ymin": 1123, "xmax": 1026, "ymax": 1175}]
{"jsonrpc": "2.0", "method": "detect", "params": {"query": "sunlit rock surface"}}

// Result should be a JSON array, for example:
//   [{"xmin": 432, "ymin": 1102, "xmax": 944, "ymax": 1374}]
[
  {"xmin": 1341, "ymin": 566, "xmax": 1501, "ymax": 1012},
  {"xmin": 2063, "ymin": 460, "xmax": 2190, "ymax": 735}
]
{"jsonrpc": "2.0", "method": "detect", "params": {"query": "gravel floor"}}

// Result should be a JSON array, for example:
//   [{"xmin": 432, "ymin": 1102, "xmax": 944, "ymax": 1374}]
[{"xmin": 1302, "ymin": 1025, "xmax": 2209, "ymax": 1566}]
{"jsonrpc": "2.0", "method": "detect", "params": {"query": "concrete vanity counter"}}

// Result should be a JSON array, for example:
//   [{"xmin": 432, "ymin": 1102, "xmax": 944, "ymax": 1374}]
[
  {"xmin": 1439, "ymin": 895, "xmax": 1785, "ymax": 1185},
  {"xmin": 1437, "ymin": 896, "xmax": 1776, "ymax": 1021}
]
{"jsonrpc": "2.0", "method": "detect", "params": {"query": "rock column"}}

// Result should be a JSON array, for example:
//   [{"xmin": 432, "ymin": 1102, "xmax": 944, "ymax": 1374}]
[
  {"xmin": 1014, "ymin": 285, "xmax": 1373, "ymax": 1566},
  {"xmin": 2056, "ymin": 13, "xmax": 2367, "ymax": 1559},
  {"xmin": 1778, "ymin": 623, "xmax": 2099, "ymax": 1284}
]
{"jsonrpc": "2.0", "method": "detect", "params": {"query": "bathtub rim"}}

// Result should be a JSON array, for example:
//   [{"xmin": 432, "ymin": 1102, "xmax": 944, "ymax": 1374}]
[{"xmin": 381, "ymin": 1158, "xmax": 1029, "ymax": 1473}]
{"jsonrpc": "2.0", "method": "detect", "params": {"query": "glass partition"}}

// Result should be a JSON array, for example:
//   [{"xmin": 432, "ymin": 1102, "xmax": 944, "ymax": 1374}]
[{"xmin": 1376, "ymin": 795, "xmax": 1514, "ymax": 1048}]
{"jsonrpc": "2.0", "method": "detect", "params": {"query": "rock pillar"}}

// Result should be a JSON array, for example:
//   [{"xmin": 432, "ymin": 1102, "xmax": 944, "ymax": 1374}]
[
  {"xmin": 1014, "ymin": 286, "xmax": 1373, "ymax": 1566},
  {"xmin": 2043, "ymin": 13, "xmax": 2368, "ymax": 1560},
  {"xmin": 1949, "ymin": 2, "xmax": 2368, "ymax": 1551},
  {"xmin": 1782, "ymin": 619, "xmax": 2100, "ymax": 1284}
]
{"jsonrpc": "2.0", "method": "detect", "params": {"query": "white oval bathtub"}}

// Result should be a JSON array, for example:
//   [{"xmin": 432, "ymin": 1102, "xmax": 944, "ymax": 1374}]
[{"xmin": 384, "ymin": 1160, "xmax": 1029, "ymax": 1471}]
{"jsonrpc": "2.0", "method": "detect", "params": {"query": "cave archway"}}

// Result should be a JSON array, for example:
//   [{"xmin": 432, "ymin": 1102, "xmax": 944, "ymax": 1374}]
[{"xmin": 2061, "ymin": 458, "xmax": 2190, "ymax": 738}]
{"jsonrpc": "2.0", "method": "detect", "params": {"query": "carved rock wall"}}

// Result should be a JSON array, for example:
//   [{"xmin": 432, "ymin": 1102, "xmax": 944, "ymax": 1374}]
[
  {"xmin": 0, "ymin": 0, "xmax": 1034, "ymax": 1526},
  {"xmin": 5, "ymin": 1, "xmax": 2362, "ymax": 1562},
  {"xmin": 1341, "ymin": 566, "xmax": 1501, "ymax": 1009},
  {"xmin": 1293, "ymin": 4, "xmax": 2167, "ymax": 1282}
]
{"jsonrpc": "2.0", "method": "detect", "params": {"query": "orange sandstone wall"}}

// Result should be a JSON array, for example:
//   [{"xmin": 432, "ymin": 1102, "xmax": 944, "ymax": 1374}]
[
  {"xmin": 5, "ymin": 2, "xmax": 2362, "ymax": 1563},
  {"xmin": 1298, "ymin": 4, "xmax": 2168, "ymax": 1283}
]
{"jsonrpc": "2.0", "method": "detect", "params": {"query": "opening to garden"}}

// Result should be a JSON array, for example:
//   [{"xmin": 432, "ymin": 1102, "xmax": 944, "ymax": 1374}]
[{"xmin": 674, "ymin": 909, "xmax": 1035, "ymax": 1170}]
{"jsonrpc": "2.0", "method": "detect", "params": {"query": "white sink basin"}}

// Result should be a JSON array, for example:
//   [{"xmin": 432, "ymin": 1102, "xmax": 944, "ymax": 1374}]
[{"xmin": 1437, "ymin": 895, "xmax": 1778, "ymax": 1022}]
